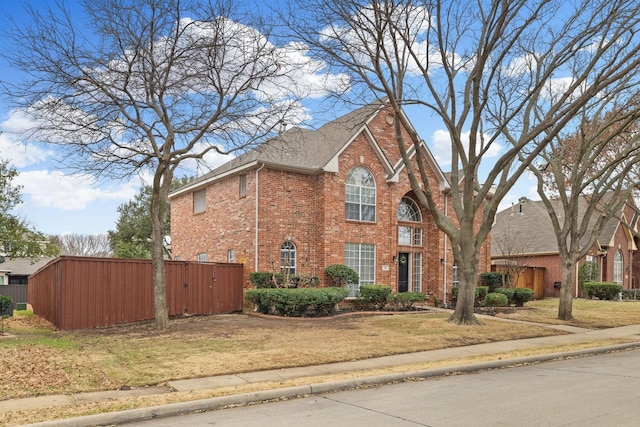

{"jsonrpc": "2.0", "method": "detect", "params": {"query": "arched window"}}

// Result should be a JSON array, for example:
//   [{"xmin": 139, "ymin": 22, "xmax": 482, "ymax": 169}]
[
  {"xmin": 397, "ymin": 197, "xmax": 421, "ymax": 222},
  {"xmin": 397, "ymin": 197, "xmax": 422, "ymax": 246},
  {"xmin": 345, "ymin": 167, "xmax": 376, "ymax": 222},
  {"xmin": 613, "ymin": 250, "xmax": 623, "ymax": 284},
  {"xmin": 281, "ymin": 241, "xmax": 296, "ymax": 275}
]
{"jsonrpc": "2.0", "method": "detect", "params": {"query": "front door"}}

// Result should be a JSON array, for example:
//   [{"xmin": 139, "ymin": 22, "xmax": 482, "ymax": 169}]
[{"xmin": 398, "ymin": 252, "xmax": 410, "ymax": 292}]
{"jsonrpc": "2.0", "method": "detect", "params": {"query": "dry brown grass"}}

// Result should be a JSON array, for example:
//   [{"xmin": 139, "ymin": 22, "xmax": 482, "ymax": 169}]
[{"xmin": 3, "ymin": 299, "xmax": 640, "ymax": 426}]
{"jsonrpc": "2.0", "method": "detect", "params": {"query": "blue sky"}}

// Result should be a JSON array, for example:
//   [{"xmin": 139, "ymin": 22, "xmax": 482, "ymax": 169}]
[{"xmin": 0, "ymin": 1, "xmax": 537, "ymax": 236}]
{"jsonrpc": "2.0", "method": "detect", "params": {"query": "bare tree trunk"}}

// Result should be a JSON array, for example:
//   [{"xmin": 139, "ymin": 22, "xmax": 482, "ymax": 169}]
[
  {"xmin": 558, "ymin": 261, "xmax": 575, "ymax": 321},
  {"xmin": 449, "ymin": 264, "xmax": 482, "ymax": 325},
  {"xmin": 150, "ymin": 168, "xmax": 172, "ymax": 330}
]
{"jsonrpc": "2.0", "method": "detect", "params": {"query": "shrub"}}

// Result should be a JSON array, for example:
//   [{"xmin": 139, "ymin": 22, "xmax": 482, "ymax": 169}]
[
  {"xmin": 244, "ymin": 287, "xmax": 348, "ymax": 317},
  {"xmin": 582, "ymin": 282, "xmax": 623, "ymax": 300},
  {"xmin": 357, "ymin": 285, "xmax": 392, "ymax": 310},
  {"xmin": 512, "ymin": 288, "xmax": 535, "ymax": 307},
  {"xmin": 387, "ymin": 292, "xmax": 426, "ymax": 311},
  {"xmin": 484, "ymin": 292, "xmax": 509, "ymax": 307},
  {"xmin": 479, "ymin": 272, "xmax": 507, "ymax": 293},
  {"xmin": 324, "ymin": 264, "xmax": 359, "ymax": 287},
  {"xmin": 622, "ymin": 289, "xmax": 640, "ymax": 300},
  {"xmin": 249, "ymin": 272, "xmax": 277, "ymax": 288},
  {"xmin": 578, "ymin": 261, "xmax": 598, "ymax": 289},
  {"xmin": 0, "ymin": 295, "xmax": 12, "ymax": 316},
  {"xmin": 494, "ymin": 287, "xmax": 515, "ymax": 304}
]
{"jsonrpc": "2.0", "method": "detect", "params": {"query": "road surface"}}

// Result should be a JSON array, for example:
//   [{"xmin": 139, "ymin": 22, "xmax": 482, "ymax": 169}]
[{"xmin": 130, "ymin": 348, "xmax": 640, "ymax": 426}]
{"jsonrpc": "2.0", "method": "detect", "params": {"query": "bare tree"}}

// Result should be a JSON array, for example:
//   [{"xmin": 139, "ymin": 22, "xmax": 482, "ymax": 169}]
[
  {"xmin": 285, "ymin": 0, "xmax": 640, "ymax": 324},
  {"xmin": 1, "ymin": 0, "xmax": 335, "ymax": 328},
  {"xmin": 527, "ymin": 103, "xmax": 640, "ymax": 320},
  {"xmin": 48, "ymin": 233, "xmax": 112, "ymax": 257}
]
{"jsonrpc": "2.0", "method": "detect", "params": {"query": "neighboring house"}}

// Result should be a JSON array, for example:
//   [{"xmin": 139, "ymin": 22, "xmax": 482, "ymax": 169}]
[
  {"xmin": 169, "ymin": 102, "xmax": 491, "ymax": 303},
  {"xmin": 491, "ymin": 197, "xmax": 639, "ymax": 297},
  {"xmin": 0, "ymin": 257, "xmax": 55, "ymax": 309}
]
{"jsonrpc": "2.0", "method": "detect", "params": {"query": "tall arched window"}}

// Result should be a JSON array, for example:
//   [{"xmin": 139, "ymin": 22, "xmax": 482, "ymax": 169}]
[
  {"xmin": 397, "ymin": 197, "xmax": 422, "ymax": 246},
  {"xmin": 281, "ymin": 241, "xmax": 296, "ymax": 275},
  {"xmin": 613, "ymin": 250, "xmax": 623, "ymax": 284},
  {"xmin": 345, "ymin": 167, "xmax": 376, "ymax": 222}
]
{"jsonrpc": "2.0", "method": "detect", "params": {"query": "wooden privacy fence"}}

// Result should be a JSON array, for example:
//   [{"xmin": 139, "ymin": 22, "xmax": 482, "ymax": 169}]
[
  {"xmin": 0, "ymin": 284, "xmax": 28, "ymax": 309},
  {"xmin": 28, "ymin": 256, "xmax": 244, "ymax": 330}
]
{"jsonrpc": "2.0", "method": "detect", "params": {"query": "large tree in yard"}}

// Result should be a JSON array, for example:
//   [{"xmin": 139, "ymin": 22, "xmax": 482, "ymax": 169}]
[
  {"xmin": 1, "ymin": 0, "xmax": 340, "ymax": 329},
  {"xmin": 286, "ymin": 0, "xmax": 640, "ymax": 324},
  {"xmin": 528, "ymin": 103, "xmax": 640, "ymax": 320}
]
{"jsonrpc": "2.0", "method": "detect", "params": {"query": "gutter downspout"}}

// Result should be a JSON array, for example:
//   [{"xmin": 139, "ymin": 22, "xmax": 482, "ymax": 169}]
[{"xmin": 255, "ymin": 164, "xmax": 265, "ymax": 271}]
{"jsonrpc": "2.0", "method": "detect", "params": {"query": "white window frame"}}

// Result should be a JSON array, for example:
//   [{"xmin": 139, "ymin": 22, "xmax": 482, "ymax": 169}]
[
  {"xmin": 412, "ymin": 252, "xmax": 422, "ymax": 293},
  {"xmin": 197, "ymin": 252, "xmax": 207, "ymax": 263},
  {"xmin": 239, "ymin": 174, "xmax": 247, "ymax": 197},
  {"xmin": 193, "ymin": 189, "xmax": 206, "ymax": 214},
  {"xmin": 345, "ymin": 243, "xmax": 376, "ymax": 297},
  {"xmin": 227, "ymin": 249, "xmax": 235, "ymax": 263},
  {"xmin": 345, "ymin": 167, "xmax": 376, "ymax": 222},
  {"xmin": 280, "ymin": 241, "xmax": 296, "ymax": 275},
  {"xmin": 613, "ymin": 250, "xmax": 623, "ymax": 284}
]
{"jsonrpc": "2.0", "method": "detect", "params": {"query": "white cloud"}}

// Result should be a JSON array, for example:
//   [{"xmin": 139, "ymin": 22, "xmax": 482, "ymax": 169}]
[
  {"xmin": 430, "ymin": 129, "xmax": 502, "ymax": 167},
  {"xmin": 15, "ymin": 170, "xmax": 137, "ymax": 210},
  {"xmin": 0, "ymin": 110, "xmax": 53, "ymax": 167}
]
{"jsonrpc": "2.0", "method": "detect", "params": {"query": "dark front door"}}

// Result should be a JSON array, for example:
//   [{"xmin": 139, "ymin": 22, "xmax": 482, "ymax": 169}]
[{"xmin": 398, "ymin": 252, "xmax": 410, "ymax": 292}]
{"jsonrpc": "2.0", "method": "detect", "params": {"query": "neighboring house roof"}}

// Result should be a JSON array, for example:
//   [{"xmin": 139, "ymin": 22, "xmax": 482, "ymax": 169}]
[
  {"xmin": 0, "ymin": 257, "xmax": 56, "ymax": 276},
  {"xmin": 170, "ymin": 101, "xmax": 450, "ymax": 197},
  {"xmin": 491, "ymin": 196, "xmax": 633, "ymax": 257}
]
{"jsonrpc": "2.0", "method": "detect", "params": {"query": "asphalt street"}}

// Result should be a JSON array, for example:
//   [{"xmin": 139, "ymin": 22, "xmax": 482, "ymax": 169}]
[{"xmin": 128, "ymin": 348, "xmax": 640, "ymax": 427}]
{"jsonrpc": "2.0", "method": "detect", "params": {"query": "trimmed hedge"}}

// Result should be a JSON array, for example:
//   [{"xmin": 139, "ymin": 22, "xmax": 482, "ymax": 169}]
[
  {"xmin": 244, "ymin": 287, "xmax": 348, "ymax": 317},
  {"xmin": 582, "ymin": 282, "xmax": 623, "ymax": 300},
  {"xmin": 622, "ymin": 289, "xmax": 640, "ymax": 300},
  {"xmin": 358, "ymin": 284, "xmax": 392, "ymax": 310},
  {"xmin": 248, "ymin": 271, "xmax": 320, "ymax": 288},
  {"xmin": 0, "ymin": 295, "xmax": 12, "ymax": 317},
  {"xmin": 324, "ymin": 264, "xmax": 359, "ymax": 287},
  {"xmin": 484, "ymin": 292, "xmax": 509, "ymax": 307},
  {"xmin": 495, "ymin": 287, "xmax": 535, "ymax": 307},
  {"xmin": 387, "ymin": 292, "xmax": 426, "ymax": 311}
]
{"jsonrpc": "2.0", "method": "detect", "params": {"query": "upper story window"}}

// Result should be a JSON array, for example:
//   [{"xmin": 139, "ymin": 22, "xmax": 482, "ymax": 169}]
[
  {"xmin": 228, "ymin": 249, "xmax": 235, "ymax": 263},
  {"xmin": 280, "ymin": 241, "xmax": 296, "ymax": 275},
  {"xmin": 239, "ymin": 174, "xmax": 247, "ymax": 197},
  {"xmin": 613, "ymin": 250, "xmax": 623, "ymax": 284},
  {"xmin": 397, "ymin": 197, "xmax": 422, "ymax": 246},
  {"xmin": 193, "ymin": 189, "xmax": 206, "ymax": 214},
  {"xmin": 197, "ymin": 252, "xmax": 207, "ymax": 263},
  {"xmin": 345, "ymin": 166, "xmax": 376, "ymax": 222}
]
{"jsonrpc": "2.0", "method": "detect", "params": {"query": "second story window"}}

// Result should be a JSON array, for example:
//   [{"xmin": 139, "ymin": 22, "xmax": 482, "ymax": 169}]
[
  {"xmin": 193, "ymin": 189, "xmax": 206, "ymax": 214},
  {"xmin": 280, "ymin": 241, "xmax": 296, "ymax": 275},
  {"xmin": 345, "ymin": 166, "xmax": 376, "ymax": 222},
  {"xmin": 397, "ymin": 197, "xmax": 422, "ymax": 246},
  {"xmin": 239, "ymin": 174, "xmax": 247, "ymax": 197}
]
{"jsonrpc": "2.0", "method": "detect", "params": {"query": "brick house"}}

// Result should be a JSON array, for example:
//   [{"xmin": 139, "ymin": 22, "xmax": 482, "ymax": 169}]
[
  {"xmin": 169, "ymin": 102, "xmax": 492, "ymax": 303},
  {"xmin": 491, "ymin": 197, "xmax": 639, "ymax": 297}
]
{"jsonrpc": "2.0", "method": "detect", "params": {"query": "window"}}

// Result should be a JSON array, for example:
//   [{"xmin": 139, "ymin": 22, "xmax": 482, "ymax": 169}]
[
  {"xmin": 239, "ymin": 174, "xmax": 247, "ymax": 197},
  {"xmin": 397, "ymin": 197, "xmax": 422, "ymax": 246},
  {"xmin": 345, "ymin": 167, "xmax": 376, "ymax": 222},
  {"xmin": 0, "ymin": 276, "xmax": 4, "ymax": 285},
  {"xmin": 280, "ymin": 241, "xmax": 296, "ymax": 275},
  {"xmin": 345, "ymin": 243, "xmax": 375, "ymax": 297},
  {"xmin": 228, "ymin": 249, "xmax": 235, "ymax": 263},
  {"xmin": 613, "ymin": 251, "xmax": 623, "ymax": 284},
  {"xmin": 193, "ymin": 189, "xmax": 206, "ymax": 214},
  {"xmin": 197, "ymin": 253, "xmax": 207, "ymax": 262},
  {"xmin": 452, "ymin": 262, "xmax": 459, "ymax": 288},
  {"xmin": 412, "ymin": 252, "xmax": 422, "ymax": 293}
]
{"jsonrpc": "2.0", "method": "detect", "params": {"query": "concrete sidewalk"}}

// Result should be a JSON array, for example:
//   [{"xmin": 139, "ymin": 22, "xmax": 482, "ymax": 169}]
[{"xmin": 7, "ymin": 319, "xmax": 640, "ymax": 427}]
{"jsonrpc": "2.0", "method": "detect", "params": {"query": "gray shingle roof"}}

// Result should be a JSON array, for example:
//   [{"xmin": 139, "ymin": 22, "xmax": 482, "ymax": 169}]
[
  {"xmin": 0, "ymin": 257, "xmax": 55, "ymax": 275},
  {"xmin": 491, "ymin": 196, "xmax": 626, "ymax": 257},
  {"xmin": 173, "ymin": 101, "xmax": 385, "ymax": 194}
]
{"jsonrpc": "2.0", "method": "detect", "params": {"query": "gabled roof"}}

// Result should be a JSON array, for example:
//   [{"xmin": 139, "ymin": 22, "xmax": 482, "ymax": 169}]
[
  {"xmin": 171, "ymin": 101, "xmax": 387, "ymax": 197},
  {"xmin": 0, "ymin": 257, "xmax": 55, "ymax": 275},
  {"xmin": 491, "ymin": 195, "xmax": 633, "ymax": 257}
]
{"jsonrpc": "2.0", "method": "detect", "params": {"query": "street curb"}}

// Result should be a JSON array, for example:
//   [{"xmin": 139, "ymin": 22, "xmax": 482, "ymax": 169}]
[{"xmin": 22, "ymin": 341, "xmax": 640, "ymax": 427}]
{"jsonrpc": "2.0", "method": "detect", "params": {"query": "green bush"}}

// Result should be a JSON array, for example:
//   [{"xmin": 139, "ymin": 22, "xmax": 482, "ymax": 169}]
[
  {"xmin": 479, "ymin": 272, "xmax": 507, "ymax": 293},
  {"xmin": 244, "ymin": 287, "xmax": 348, "ymax": 316},
  {"xmin": 622, "ymin": 289, "xmax": 640, "ymax": 300},
  {"xmin": 578, "ymin": 261, "xmax": 598, "ymax": 288},
  {"xmin": 512, "ymin": 288, "xmax": 535, "ymax": 307},
  {"xmin": 582, "ymin": 282, "xmax": 623, "ymax": 300},
  {"xmin": 358, "ymin": 285, "xmax": 392, "ymax": 310},
  {"xmin": 387, "ymin": 292, "xmax": 426, "ymax": 311},
  {"xmin": 324, "ymin": 264, "xmax": 359, "ymax": 287},
  {"xmin": 484, "ymin": 292, "xmax": 509, "ymax": 307},
  {"xmin": 248, "ymin": 271, "xmax": 320, "ymax": 289},
  {"xmin": 0, "ymin": 295, "xmax": 12, "ymax": 317}
]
